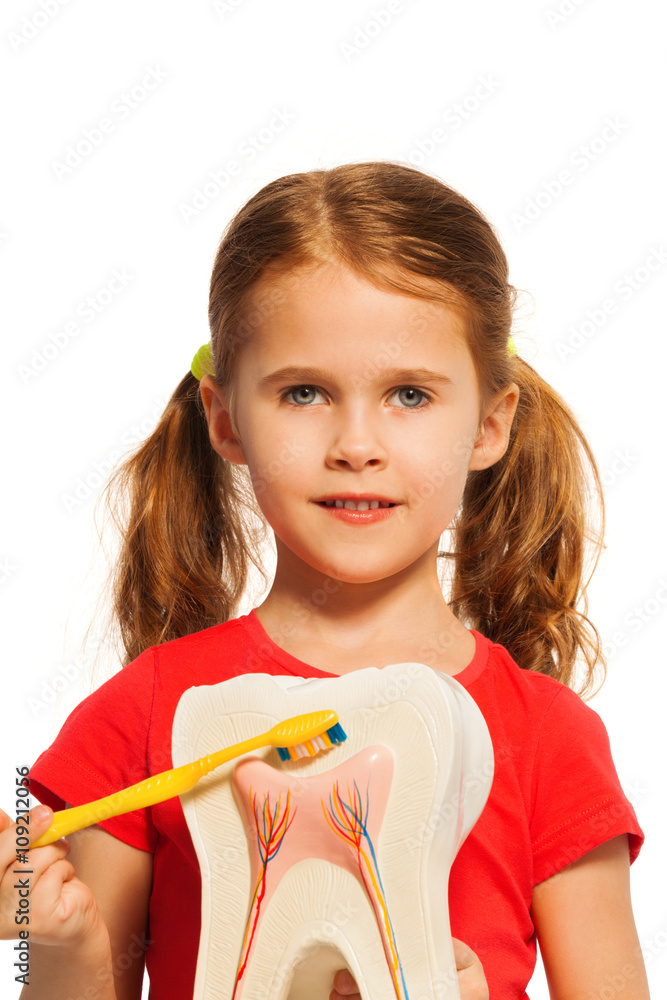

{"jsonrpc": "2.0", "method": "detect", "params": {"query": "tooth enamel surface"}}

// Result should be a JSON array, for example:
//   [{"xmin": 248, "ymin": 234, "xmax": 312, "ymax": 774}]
[
  {"xmin": 328, "ymin": 500, "xmax": 387, "ymax": 510},
  {"xmin": 173, "ymin": 663, "xmax": 493, "ymax": 1000}
]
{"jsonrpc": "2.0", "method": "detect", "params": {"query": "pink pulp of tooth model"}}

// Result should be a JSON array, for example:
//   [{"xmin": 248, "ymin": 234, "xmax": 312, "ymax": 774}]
[{"xmin": 230, "ymin": 745, "xmax": 409, "ymax": 1000}]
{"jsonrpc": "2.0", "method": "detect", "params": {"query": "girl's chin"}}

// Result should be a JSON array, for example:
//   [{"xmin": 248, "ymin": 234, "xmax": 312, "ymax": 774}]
[{"xmin": 290, "ymin": 553, "xmax": 419, "ymax": 587}]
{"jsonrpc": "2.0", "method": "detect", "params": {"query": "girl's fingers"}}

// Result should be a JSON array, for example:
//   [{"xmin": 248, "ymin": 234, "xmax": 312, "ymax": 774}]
[
  {"xmin": 452, "ymin": 937, "xmax": 489, "ymax": 1000},
  {"xmin": 1, "ymin": 808, "xmax": 68, "ymax": 891},
  {"xmin": 0, "ymin": 806, "xmax": 98, "ymax": 946},
  {"xmin": 4, "ymin": 805, "xmax": 54, "ymax": 860},
  {"xmin": 0, "ymin": 841, "xmax": 72, "ymax": 916},
  {"xmin": 331, "ymin": 969, "xmax": 361, "ymax": 998},
  {"xmin": 0, "ymin": 806, "xmax": 49, "ymax": 869},
  {"xmin": 330, "ymin": 945, "xmax": 488, "ymax": 999},
  {"xmin": 18, "ymin": 857, "xmax": 76, "ymax": 941},
  {"xmin": 32, "ymin": 856, "xmax": 77, "ymax": 901},
  {"xmin": 452, "ymin": 936, "xmax": 476, "ymax": 970},
  {"xmin": 29, "ymin": 806, "xmax": 55, "ymax": 835},
  {"xmin": 27, "ymin": 859, "xmax": 101, "ymax": 946}
]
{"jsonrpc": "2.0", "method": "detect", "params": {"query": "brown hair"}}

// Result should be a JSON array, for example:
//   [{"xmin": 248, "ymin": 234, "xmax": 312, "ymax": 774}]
[{"xmin": 97, "ymin": 160, "xmax": 605, "ymax": 696}]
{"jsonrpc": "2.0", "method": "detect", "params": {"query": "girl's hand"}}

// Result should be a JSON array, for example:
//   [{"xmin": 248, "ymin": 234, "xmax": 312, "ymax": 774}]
[
  {"xmin": 450, "ymin": 938, "xmax": 489, "ymax": 1000},
  {"xmin": 0, "ymin": 805, "xmax": 106, "ymax": 947},
  {"xmin": 330, "ymin": 936, "xmax": 489, "ymax": 1000}
]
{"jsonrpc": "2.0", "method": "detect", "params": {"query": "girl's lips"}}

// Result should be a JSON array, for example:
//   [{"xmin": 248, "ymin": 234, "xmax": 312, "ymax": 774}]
[{"xmin": 315, "ymin": 501, "xmax": 399, "ymax": 524}]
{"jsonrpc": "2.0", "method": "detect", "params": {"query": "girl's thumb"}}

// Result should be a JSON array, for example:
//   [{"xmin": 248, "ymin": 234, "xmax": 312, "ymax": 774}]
[{"xmin": 32, "ymin": 805, "xmax": 53, "ymax": 827}]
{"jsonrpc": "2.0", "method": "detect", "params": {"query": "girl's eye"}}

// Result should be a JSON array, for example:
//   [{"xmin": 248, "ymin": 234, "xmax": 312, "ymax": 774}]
[
  {"xmin": 280, "ymin": 385, "xmax": 431, "ymax": 408},
  {"xmin": 281, "ymin": 385, "xmax": 323, "ymax": 406},
  {"xmin": 390, "ymin": 387, "xmax": 431, "ymax": 408}
]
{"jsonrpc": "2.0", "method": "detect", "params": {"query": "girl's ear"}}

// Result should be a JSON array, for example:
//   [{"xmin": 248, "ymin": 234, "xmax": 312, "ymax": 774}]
[
  {"xmin": 199, "ymin": 376, "xmax": 246, "ymax": 465},
  {"xmin": 468, "ymin": 382, "xmax": 520, "ymax": 471}
]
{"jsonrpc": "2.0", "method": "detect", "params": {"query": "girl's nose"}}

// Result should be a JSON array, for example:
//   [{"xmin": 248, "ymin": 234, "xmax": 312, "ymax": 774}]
[{"xmin": 324, "ymin": 410, "xmax": 388, "ymax": 471}]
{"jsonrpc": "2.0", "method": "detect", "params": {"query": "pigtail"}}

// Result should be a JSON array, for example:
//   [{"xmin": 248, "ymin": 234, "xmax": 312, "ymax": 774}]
[
  {"xmin": 96, "ymin": 372, "xmax": 267, "ymax": 667},
  {"xmin": 448, "ymin": 357, "xmax": 606, "ymax": 697}
]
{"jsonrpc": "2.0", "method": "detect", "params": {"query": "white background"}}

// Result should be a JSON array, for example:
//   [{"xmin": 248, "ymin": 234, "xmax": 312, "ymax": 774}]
[{"xmin": 1, "ymin": 0, "xmax": 666, "ymax": 997}]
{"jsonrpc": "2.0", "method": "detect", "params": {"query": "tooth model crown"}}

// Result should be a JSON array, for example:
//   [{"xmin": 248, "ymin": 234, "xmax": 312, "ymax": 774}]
[{"xmin": 173, "ymin": 662, "xmax": 494, "ymax": 1000}]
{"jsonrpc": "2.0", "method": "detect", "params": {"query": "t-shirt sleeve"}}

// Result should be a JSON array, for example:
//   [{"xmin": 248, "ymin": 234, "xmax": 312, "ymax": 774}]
[
  {"xmin": 530, "ymin": 685, "xmax": 644, "ymax": 884},
  {"xmin": 28, "ymin": 647, "xmax": 159, "ymax": 853}
]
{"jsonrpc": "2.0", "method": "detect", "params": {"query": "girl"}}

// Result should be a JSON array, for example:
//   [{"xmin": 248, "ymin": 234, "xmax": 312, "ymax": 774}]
[{"xmin": 2, "ymin": 161, "xmax": 649, "ymax": 999}]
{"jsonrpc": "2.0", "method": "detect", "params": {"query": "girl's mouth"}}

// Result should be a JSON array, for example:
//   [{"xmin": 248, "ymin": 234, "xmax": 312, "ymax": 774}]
[
  {"xmin": 315, "ymin": 500, "xmax": 400, "ymax": 524},
  {"xmin": 318, "ymin": 499, "xmax": 396, "ymax": 511}
]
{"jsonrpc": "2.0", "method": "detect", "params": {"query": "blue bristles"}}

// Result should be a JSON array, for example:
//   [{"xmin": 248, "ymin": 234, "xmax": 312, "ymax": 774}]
[{"xmin": 327, "ymin": 722, "xmax": 347, "ymax": 745}]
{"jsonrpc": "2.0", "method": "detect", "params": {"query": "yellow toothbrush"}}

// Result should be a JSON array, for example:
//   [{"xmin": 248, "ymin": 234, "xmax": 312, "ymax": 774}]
[{"xmin": 31, "ymin": 710, "xmax": 346, "ymax": 849}]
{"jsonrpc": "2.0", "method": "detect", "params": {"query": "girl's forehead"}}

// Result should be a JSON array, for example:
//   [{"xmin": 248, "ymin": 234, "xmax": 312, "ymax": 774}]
[{"xmin": 244, "ymin": 262, "xmax": 470, "ymax": 352}]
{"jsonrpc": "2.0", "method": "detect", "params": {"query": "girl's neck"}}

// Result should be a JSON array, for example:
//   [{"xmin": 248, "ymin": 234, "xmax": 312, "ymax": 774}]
[{"xmin": 253, "ymin": 569, "xmax": 474, "ymax": 677}]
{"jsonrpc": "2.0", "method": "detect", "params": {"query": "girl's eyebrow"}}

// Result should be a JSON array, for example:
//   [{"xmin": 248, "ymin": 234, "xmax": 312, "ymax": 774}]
[{"xmin": 259, "ymin": 366, "xmax": 454, "ymax": 386}]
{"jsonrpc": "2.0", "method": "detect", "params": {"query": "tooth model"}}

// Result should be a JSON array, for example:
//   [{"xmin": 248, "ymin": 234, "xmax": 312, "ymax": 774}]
[{"xmin": 172, "ymin": 662, "xmax": 494, "ymax": 1000}]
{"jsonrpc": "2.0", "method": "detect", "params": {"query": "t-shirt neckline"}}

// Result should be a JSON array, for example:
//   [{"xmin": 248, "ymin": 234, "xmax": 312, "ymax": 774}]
[{"xmin": 239, "ymin": 608, "xmax": 489, "ymax": 687}]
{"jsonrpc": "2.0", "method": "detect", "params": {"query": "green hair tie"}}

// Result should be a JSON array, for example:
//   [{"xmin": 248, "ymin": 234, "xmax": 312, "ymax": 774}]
[
  {"xmin": 507, "ymin": 335, "xmax": 518, "ymax": 357},
  {"xmin": 191, "ymin": 343, "xmax": 217, "ymax": 380}
]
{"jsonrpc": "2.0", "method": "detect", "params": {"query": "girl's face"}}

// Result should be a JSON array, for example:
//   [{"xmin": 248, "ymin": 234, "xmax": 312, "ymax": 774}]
[{"xmin": 203, "ymin": 263, "xmax": 517, "ymax": 587}]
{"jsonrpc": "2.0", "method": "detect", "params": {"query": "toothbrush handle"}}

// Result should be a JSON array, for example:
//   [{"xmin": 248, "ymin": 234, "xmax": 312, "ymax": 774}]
[{"xmin": 30, "ymin": 737, "xmax": 263, "ymax": 849}]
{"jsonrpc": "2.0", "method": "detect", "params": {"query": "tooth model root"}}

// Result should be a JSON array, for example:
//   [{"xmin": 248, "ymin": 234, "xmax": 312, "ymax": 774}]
[{"xmin": 173, "ymin": 662, "xmax": 494, "ymax": 1000}]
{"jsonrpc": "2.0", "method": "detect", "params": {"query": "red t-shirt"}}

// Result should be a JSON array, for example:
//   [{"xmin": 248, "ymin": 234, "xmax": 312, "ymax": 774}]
[{"xmin": 29, "ymin": 611, "xmax": 644, "ymax": 999}]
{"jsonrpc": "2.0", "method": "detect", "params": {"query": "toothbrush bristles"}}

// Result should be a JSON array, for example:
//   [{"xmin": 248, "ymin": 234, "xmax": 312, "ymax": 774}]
[
  {"xmin": 327, "ymin": 722, "xmax": 346, "ymax": 745},
  {"xmin": 276, "ymin": 722, "xmax": 347, "ymax": 762}
]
